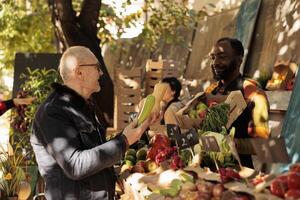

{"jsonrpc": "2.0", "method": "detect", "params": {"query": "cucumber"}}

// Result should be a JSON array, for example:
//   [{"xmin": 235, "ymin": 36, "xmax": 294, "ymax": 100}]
[{"xmin": 137, "ymin": 94, "xmax": 155, "ymax": 125}]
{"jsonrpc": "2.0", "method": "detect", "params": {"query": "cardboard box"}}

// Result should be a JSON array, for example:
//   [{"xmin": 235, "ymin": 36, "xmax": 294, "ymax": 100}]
[{"xmin": 177, "ymin": 90, "xmax": 247, "ymax": 129}]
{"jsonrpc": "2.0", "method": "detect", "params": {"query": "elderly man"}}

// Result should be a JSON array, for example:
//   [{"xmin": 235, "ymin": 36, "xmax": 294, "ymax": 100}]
[
  {"xmin": 31, "ymin": 46, "xmax": 158, "ymax": 200},
  {"xmin": 206, "ymin": 37, "xmax": 270, "ymax": 168}
]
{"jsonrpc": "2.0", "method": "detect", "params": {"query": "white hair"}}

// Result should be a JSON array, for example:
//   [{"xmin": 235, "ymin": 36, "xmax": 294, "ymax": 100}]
[{"xmin": 58, "ymin": 46, "xmax": 94, "ymax": 81}]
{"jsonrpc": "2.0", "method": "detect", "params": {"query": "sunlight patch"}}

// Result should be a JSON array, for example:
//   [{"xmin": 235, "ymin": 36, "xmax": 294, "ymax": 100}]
[
  {"xmin": 287, "ymin": 19, "xmax": 300, "ymax": 36},
  {"xmin": 278, "ymin": 45, "xmax": 288, "ymax": 56}
]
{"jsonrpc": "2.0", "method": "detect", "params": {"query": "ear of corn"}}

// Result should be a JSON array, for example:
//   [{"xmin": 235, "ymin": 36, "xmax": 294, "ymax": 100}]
[
  {"xmin": 137, "ymin": 94, "xmax": 156, "ymax": 126},
  {"xmin": 152, "ymin": 83, "xmax": 168, "ymax": 113}
]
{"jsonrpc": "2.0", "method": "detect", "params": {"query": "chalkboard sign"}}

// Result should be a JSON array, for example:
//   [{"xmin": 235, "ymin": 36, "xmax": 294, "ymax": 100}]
[
  {"xmin": 184, "ymin": 128, "xmax": 199, "ymax": 147},
  {"xmin": 166, "ymin": 125, "xmax": 199, "ymax": 150},
  {"xmin": 166, "ymin": 124, "xmax": 183, "ymax": 147},
  {"xmin": 200, "ymin": 136, "xmax": 220, "ymax": 152}
]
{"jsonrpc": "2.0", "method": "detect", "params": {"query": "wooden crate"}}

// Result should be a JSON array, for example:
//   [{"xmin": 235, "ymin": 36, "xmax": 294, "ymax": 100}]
[
  {"xmin": 145, "ymin": 59, "xmax": 178, "ymax": 95},
  {"xmin": 114, "ymin": 67, "xmax": 142, "ymax": 130}
]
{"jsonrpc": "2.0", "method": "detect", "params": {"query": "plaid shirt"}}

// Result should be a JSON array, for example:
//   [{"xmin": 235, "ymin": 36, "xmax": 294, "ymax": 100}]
[{"xmin": 0, "ymin": 99, "xmax": 14, "ymax": 116}]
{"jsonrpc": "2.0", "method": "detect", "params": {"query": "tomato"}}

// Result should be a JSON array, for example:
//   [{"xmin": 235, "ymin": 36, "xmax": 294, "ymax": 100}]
[
  {"xmin": 290, "ymin": 164, "xmax": 300, "ymax": 174},
  {"xmin": 212, "ymin": 184, "xmax": 224, "ymax": 198},
  {"xmin": 277, "ymin": 175, "xmax": 288, "ymax": 182},
  {"xmin": 285, "ymin": 189, "xmax": 300, "ymax": 199},
  {"xmin": 150, "ymin": 134, "xmax": 170, "ymax": 147},
  {"xmin": 147, "ymin": 147, "xmax": 159, "ymax": 161},
  {"xmin": 288, "ymin": 172, "xmax": 300, "ymax": 190},
  {"xmin": 270, "ymin": 179, "xmax": 288, "ymax": 198}
]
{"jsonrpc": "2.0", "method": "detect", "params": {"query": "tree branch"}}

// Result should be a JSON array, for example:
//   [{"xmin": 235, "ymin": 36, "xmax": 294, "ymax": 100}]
[
  {"xmin": 48, "ymin": 0, "xmax": 114, "ymax": 127},
  {"xmin": 79, "ymin": 0, "xmax": 101, "ymax": 41}
]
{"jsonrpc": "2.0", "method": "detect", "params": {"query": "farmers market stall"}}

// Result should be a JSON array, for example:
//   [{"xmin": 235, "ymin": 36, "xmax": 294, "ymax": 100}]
[{"xmin": 115, "ymin": 81, "xmax": 298, "ymax": 200}]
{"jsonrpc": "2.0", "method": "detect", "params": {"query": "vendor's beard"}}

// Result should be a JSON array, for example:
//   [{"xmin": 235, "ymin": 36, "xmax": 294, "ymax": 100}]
[{"xmin": 212, "ymin": 60, "xmax": 238, "ymax": 81}]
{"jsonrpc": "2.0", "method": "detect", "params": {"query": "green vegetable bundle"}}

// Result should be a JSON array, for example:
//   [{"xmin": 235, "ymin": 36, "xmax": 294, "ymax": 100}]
[{"xmin": 201, "ymin": 103, "xmax": 230, "ymax": 132}]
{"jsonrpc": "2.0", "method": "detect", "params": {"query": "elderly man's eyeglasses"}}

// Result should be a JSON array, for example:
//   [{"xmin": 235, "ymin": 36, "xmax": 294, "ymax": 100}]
[{"xmin": 78, "ymin": 62, "xmax": 102, "ymax": 72}]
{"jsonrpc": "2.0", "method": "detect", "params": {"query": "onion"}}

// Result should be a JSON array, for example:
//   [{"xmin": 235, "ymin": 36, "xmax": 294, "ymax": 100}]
[
  {"xmin": 197, "ymin": 181, "xmax": 213, "ymax": 195},
  {"xmin": 212, "ymin": 184, "xmax": 224, "ymax": 198},
  {"xmin": 181, "ymin": 182, "xmax": 197, "ymax": 191}
]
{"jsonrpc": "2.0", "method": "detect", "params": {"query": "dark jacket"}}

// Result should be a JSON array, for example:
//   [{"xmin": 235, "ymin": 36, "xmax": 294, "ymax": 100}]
[{"xmin": 31, "ymin": 83, "xmax": 128, "ymax": 200}]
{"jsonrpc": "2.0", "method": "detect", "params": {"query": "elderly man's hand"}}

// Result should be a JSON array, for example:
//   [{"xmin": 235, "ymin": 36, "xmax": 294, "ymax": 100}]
[{"xmin": 122, "ymin": 112, "xmax": 160, "ymax": 145}]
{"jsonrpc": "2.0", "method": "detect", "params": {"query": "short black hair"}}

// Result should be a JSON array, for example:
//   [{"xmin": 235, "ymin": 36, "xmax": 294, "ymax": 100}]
[
  {"xmin": 161, "ymin": 77, "xmax": 182, "ymax": 101},
  {"xmin": 217, "ymin": 37, "xmax": 244, "ymax": 57}
]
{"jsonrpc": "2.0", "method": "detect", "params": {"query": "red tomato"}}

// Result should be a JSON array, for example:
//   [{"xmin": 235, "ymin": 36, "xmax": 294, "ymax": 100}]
[
  {"xmin": 270, "ymin": 179, "xmax": 288, "ymax": 198},
  {"xmin": 150, "ymin": 134, "xmax": 170, "ymax": 147},
  {"xmin": 285, "ymin": 189, "xmax": 300, "ymax": 199},
  {"xmin": 288, "ymin": 172, "xmax": 300, "ymax": 190},
  {"xmin": 147, "ymin": 147, "xmax": 158, "ymax": 161},
  {"xmin": 290, "ymin": 164, "xmax": 300, "ymax": 174},
  {"xmin": 277, "ymin": 175, "xmax": 288, "ymax": 182}
]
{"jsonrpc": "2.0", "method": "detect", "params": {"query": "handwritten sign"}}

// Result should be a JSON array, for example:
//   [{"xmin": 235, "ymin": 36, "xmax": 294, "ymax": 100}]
[
  {"xmin": 166, "ymin": 124, "xmax": 183, "ymax": 147},
  {"xmin": 166, "ymin": 125, "xmax": 200, "ymax": 149},
  {"xmin": 184, "ymin": 128, "xmax": 199, "ymax": 147},
  {"xmin": 200, "ymin": 136, "xmax": 220, "ymax": 152}
]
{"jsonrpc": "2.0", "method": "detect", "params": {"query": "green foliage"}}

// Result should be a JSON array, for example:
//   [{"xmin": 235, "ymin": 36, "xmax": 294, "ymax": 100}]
[
  {"xmin": 11, "ymin": 68, "xmax": 60, "ymax": 165},
  {"xmin": 0, "ymin": 0, "xmax": 55, "ymax": 93},
  {"xmin": 139, "ymin": 0, "xmax": 202, "ymax": 50},
  {"xmin": 97, "ymin": 1, "xmax": 142, "ymax": 46},
  {"xmin": 0, "ymin": 142, "xmax": 27, "ymax": 197},
  {"xmin": 201, "ymin": 103, "xmax": 230, "ymax": 133},
  {"xmin": 96, "ymin": 0, "xmax": 204, "ymax": 51}
]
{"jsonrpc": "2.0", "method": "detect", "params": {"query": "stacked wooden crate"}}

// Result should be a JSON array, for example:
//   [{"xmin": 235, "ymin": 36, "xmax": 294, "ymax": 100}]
[
  {"xmin": 114, "ymin": 67, "xmax": 142, "ymax": 131},
  {"xmin": 145, "ymin": 59, "xmax": 178, "ymax": 95}
]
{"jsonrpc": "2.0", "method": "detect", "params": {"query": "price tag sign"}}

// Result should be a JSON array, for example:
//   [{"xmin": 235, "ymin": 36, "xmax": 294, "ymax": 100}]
[
  {"xmin": 184, "ymin": 128, "xmax": 199, "ymax": 147},
  {"xmin": 179, "ymin": 136, "xmax": 189, "ymax": 149},
  {"xmin": 250, "ymin": 138, "xmax": 290, "ymax": 163},
  {"xmin": 166, "ymin": 124, "xmax": 183, "ymax": 147},
  {"xmin": 167, "ymin": 125, "xmax": 201, "ymax": 150},
  {"xmin": 200, "ymin": 136, "xmax": 220, "ymax": 152}
]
